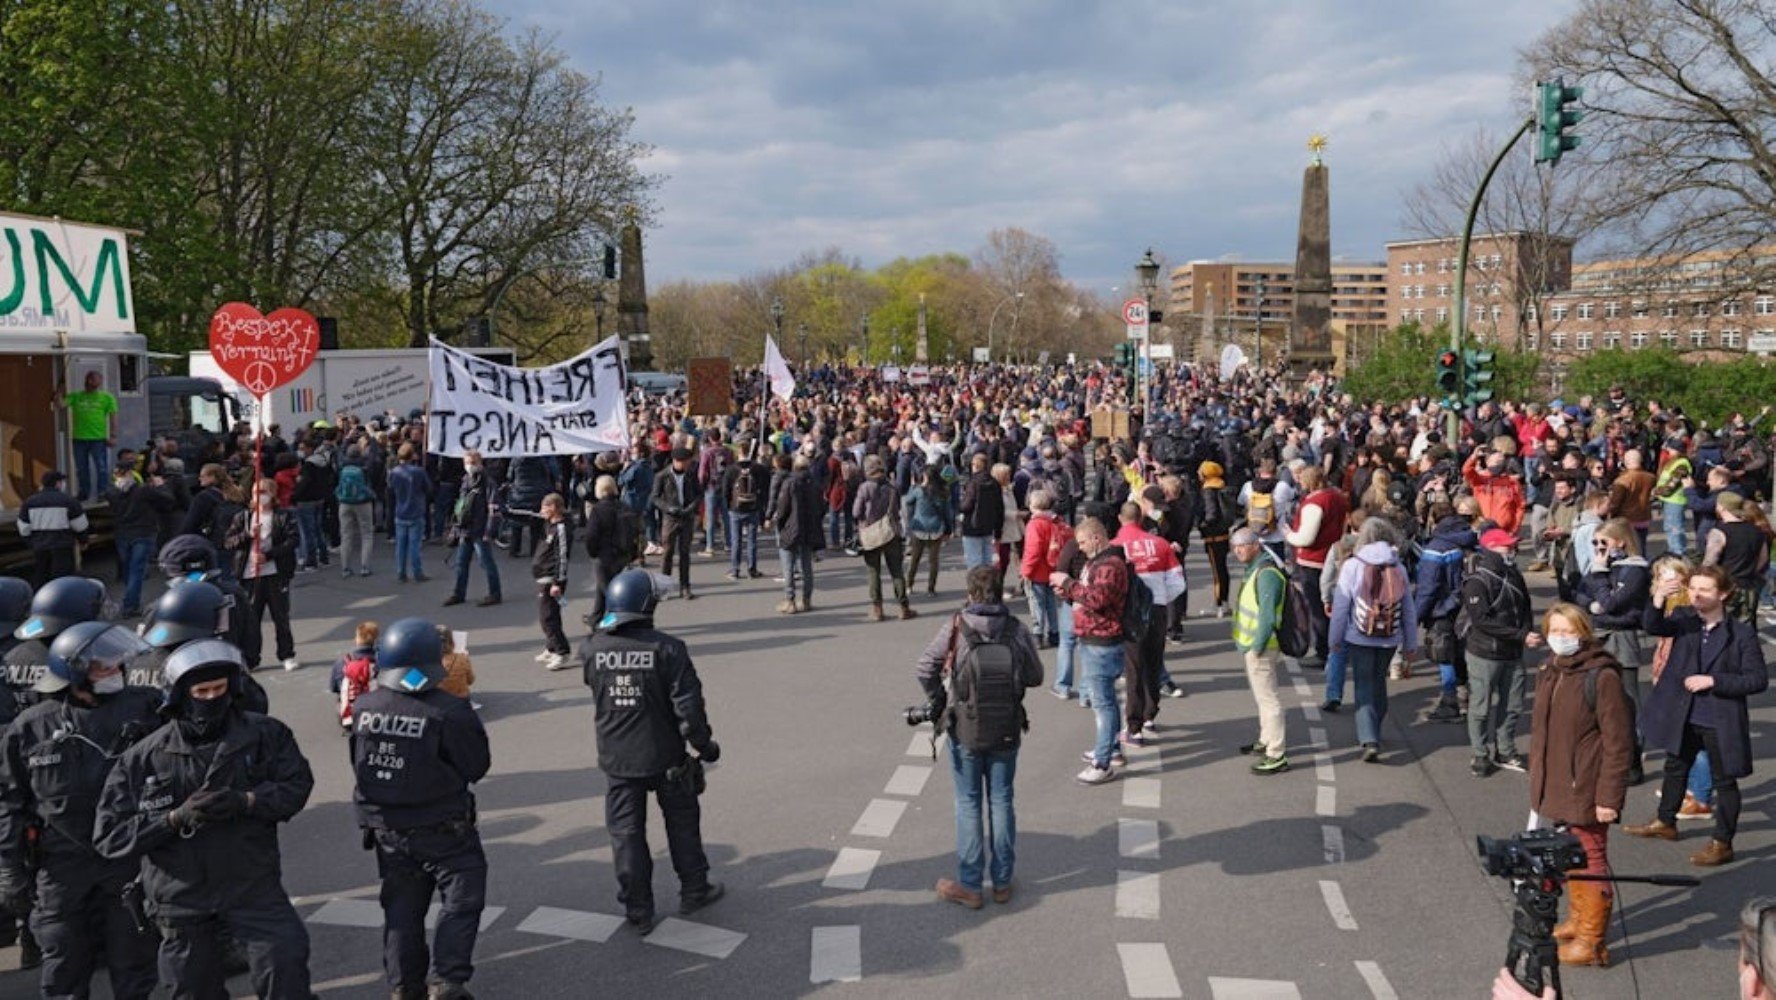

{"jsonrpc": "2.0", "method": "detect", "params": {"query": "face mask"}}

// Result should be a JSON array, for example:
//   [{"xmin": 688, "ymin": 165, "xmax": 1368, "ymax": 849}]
[
  {"xmin": 1548, "ymin": 635, "xmax": 1582, "ymax": 657},
  {"xmin": 90, "ymin": 672, "xmax": 125, "ymax": 695},
  {"xmin": 179, "ymin": 694, "xmax": 231, "ymax": 739},
  {"xmin": 464, "ymin": 463, "xmax": 481, "ymax": 475},
  {"xmin": 114, "ymin": 476, "xmax": 134, "ymax": 490}
]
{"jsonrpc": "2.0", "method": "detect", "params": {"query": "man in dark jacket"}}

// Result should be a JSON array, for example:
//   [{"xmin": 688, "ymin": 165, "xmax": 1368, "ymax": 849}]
[
  {"xmin": 444, "ymin": 451, "xmax": 502, "ymax": 608},
  {"xmin": 93, "ymin": 640, "xmax": 315, "ymax": 998},
  {"xmin": 581, "ymin": 570, "xmax": 723, "ymax": 932},
  {"xmin": 1459, "ymin": 529, "xmax": 1536, "ymax": 777},
  {"xmin": 351, "ymin": 618, "xmax": 491, "ymax": 1000},
  {"xmin": 1416, "ymin": 503, "xmax": 1477, "ymax": 722},
  {"xmin": 773, "ymin": 455, "xmax": 822, "ymax": 613},
  {"xmin": 105, "ymin": 467, "xmax": 175, "ymax": 617},
  {"xmin": 721, "ymin": 442, "xmax": 769, "ymax": 581},
  {"xmin": 290, "ymin": 440, "xmax": 334, "ymax": 570},
  {"xmin": 958, "ymin": 454, "xmax": 1002, "ymax": 571},
  {"xmin": 17, "ymin": 471, "xmax": 88, "ymax": 587},
  {"xmin": 651, "ymin": 448, "xmax": 700, "ymax": 599},
  {"xmin": 1627, "ymin": 565, "xmax": 1769, "ymax": 867},
  {"xmin": 583, "ymin": 477, "xmax": 633, "ymax": 627}
]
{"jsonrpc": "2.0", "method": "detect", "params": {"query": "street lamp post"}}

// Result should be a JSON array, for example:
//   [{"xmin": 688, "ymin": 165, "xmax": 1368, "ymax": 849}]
[
  {"xmin": 985, "ymin": 291, "xmax": 1023, "ymax": 363},
  {"xmin": 860, "ymin": 314, "xmax": 871, "ymax": 364},
  {"xmin": 1135, "ymin": 249, "xmax": 1161, "ymax": 411},
  {"xmin": 798, "ymin": 322, "xmax": 808, "ymax": 367},
  {"xmin": 1253, "ymin": 278, "xmax": 1267, "ymax": 372},
  {"xmin": 770, "ymin": 298, "xmax": 785, "ymax": 359}
]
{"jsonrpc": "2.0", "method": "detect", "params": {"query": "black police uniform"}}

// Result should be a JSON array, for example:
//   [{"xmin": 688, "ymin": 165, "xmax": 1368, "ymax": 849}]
[
  {"xmin": 0, "ymin": 686, "xmax": 163, "ymax": 998},
  {"xmin": 0, "ymin": 636, "xmax": 20, "ymax": 728},
  {"xmin": 581, "ymin": 621, "xmax": 718, "ymax": 922},
  {"xmin": 133, "ymin": 645, "xmax": 270, "ymax": 715},
  {"xmin": 351, "ymin": 684, "xmax": 491, "ymax": 992},
  {"xmin": 93, "ymin": 707, "xmax": 315, "ymax": 1000},
  {"xmin": 3, "ymin": 639, "xmax": 50, "ymax": 718}
]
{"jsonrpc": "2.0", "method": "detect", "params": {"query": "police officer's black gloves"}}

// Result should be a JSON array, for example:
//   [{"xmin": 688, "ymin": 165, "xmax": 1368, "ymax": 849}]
[
  {"xmin": 697, "ymin": 740, "xmax": 721, "ymax": 764},
  {"xmin": 191, "ymin": 789, "xmax": 249, "ymax": 822},
  {"xmin": 166, "ymin": 794, "xmax": 208, "ymax": 831},
  {"xmin": 0, "ymin": 867, "xmax": 28, "ymax": 916}
]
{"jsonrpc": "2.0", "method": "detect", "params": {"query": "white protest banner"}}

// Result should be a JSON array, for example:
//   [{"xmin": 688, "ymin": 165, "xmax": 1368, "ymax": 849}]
[
  {"xmin": 426, "ymin": 336, "xmax": 630, "ymax": 457},
  {"xmin": 0, "ymin": 213, "xmax": 135, "ymax": 335}
]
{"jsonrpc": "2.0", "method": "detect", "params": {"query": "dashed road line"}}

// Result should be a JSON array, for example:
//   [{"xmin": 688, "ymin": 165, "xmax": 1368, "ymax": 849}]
[
  {"xmin": 1355, "ymin": 960, "xmax": 1400, "ymax": 1000},
  {"xmin": 1313, "ymin": 752, "xmax": 1335, "ymax": 783},
  {"xmin": 1319, "ymin": 880, "xmax": 1359, "ymax": 930},
  {"xmin": 1315, "ymin": 783, "xmax": 1337, "ymax": 817},
  {"xmin": 644, "ymin": 917, "xmax": 747, "ymax": 959},
  {"xmin": 1321, "ymin": 824, "xmax": 1345, "ymax": 864},
  {"xmin": 1301, "ymin": 702, "xmax": 1322, "ymax": 722},
  {"xmin": 513, "ymin": 906, "xmax": 622, "ymax": 943},
  {"xmin": 1117, "ymin": 942, "xmax": 1183, "ymax": 998},
  {"xmin": 1122, "ymin": 776, "xmax": 1162, "ymax": 809},
  {"xmin": 1118, "ymin": 818, "xmax": 1161, "ymax": 859},
  {"xmin": 1115, "ymin": 870, "xmax": 1162, "ymax": 919},
  {"xmin": 1208, "ymin": 978, "xmax": 1303, "ymax": 999},
  {"xmin": 306, "ymin": 898, "xmax": 505, "ymax": 932},
  {"xmin": 884, "ymin": 764, "xmax": 932, "ymax": 797},
  {"xmin": 905, "ymin": 728, "xmax": 934, "ymax": 757},
  {"xmin": 810, "ymin": 926, "xmax": 862, "ymax": 983},
  {"xmin": 851, "ymin": 798, "xmax": 908, "ymax": 838},
  {"xmin": 823, "ymin": 847, "xmax": 881, "ymax": 890},
  {"xmin": 1306, "ymin": 726, "xmax": 1327, "ymax": 750},
  {"xmin": 1291, "ymin": 677, "xmax": 1312, "ymax": 698}
]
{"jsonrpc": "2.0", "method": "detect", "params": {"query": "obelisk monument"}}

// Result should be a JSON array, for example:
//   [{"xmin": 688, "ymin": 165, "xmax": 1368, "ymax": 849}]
[
  {"xmin": 616, "ymin": 210, "xmax": 652, "ymax": 370},
  {"xmin": 1289, "ymin": 135, "xmax": 1336, "ymax": 378}
]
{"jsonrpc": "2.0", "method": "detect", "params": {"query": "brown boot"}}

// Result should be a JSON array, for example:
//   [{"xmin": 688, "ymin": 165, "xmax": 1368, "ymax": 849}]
[
  {"xmin": 898, "ymin": 602, "xmax": 918, "ymax": 620},
  {"xmin": 1556, "ymin": 882, "xmax": 1611, "ymax": 967},
  {"xmin": 866, "ymin": 602, "xmax": 885, "ymax": 622},
  {"xmin": 1689, "ymin": 838, "xmax": 1734, "ymax": 867},
  {"xmin": 776, "ymin": 599, "xmax": 798, "ymax": 615},
  {"xmin": 935, "ymin": 878, "xmax": 983, "ymax": 910},
  {"xmin": 1623, "ymin": 818, "xmax": 1678, "ymax": 841}
]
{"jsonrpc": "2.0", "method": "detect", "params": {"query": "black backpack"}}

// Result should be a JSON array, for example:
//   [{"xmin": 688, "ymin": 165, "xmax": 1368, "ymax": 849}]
[
  {"xmin": 1262, "ymin": 552, "xmax": 1314, "ymax": 659},
  {"xmin": 1121, "ymin": 562, "xmax": 1154, "ymax": 643},
  {"xmin": 733, "ymin": 465, "xmax": 758, "ymax": 508},
  {"xmin": 945, "ymin": 616, "xmax": 1027, "ymax": 752},
  {"xmin": 208, "ymin": 495, "xmax": 246, "ymax": 552}
]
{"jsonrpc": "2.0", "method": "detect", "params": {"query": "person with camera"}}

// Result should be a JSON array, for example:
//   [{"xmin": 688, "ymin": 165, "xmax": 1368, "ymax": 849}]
[
  {"xmin": 1626, "ymin": 564, "xmax": 1769, "ymax": 867},
  {"xmin": 1526, "ymin": 602, "xmax": 1634, "ymax": 967},
  {"xmin": 93, "ymin": 639, "xmax": 316, "ymax": 999},
  {"xmin": 443, "ymin": 450, "xmax": 502, "ymax": 609},
  {"xmin": 0, "ymin": 622, "xmax": 164, "ymax": 999},
  {"xmin": 913, "ymin": 565, "xmax": 1043, "ymax": 909},
  {"xmin": 350, "ymin": 618, "xmax": 491, "ymax": 1000},
  {"xmin": 580, "ymin": 569, "xmax": 724, "ymax": 932}
]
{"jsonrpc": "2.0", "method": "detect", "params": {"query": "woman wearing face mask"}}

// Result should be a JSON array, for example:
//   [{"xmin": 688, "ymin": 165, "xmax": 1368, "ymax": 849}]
[
  {"xmin": 1528, "ymin": 602, "xmax": 1634, "ymax": 968},
  {"xmin": 1576, "ymin": 518, "xmax": 1651, "ymax": 783},
  {"xmin": 237, "ymin": 478, "xmax": 301, "ymax": 672}
]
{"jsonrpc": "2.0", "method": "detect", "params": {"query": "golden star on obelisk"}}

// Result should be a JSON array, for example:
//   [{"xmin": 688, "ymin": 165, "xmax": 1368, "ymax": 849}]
[{"xmin": 1308, "ymin": 133, "xmax": 1328, "ymax": 166}]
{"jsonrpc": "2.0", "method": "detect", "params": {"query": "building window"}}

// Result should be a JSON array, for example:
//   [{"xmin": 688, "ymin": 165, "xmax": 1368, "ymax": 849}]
[
  {"xmin": 1491, "ymin": 305, "xmax": 1503, "ymax": 321},
  {"xmin": 1526, "ymin": 332, "xmax": 1540, "ymax": 351},
  {"xmin": 1694, "ymin": 302, "xmax": 1712, "ymax": 317},
  {"xmin": 1631, "ymin": 301, "xmax": 1648, "ymax": 318},
  {"xmin": 1723, "ymin": 329, "xmax": 1742, "ymax": 349},
  {"xmin": 1435, "ymin": 307, "xmax": 1448, "ymax": 323},
  {"xmin": 1756, "ymin": 296, "xmax": 1775, "ymax": 315},
  {"xmin": 1661, "ymin": 330, "xmax": 1679, "ymax": 348},
  {"xmin": 1417, "ymin": 261, "xmax": 1427, "ymax": 275},
  {"xmin": 1415, "ymin": 284, "xmax": 1425, "ymax": 299},
  {"xmin": 1550, "ymin": 331, "xmax": 1568, "ymax": 349},
  {"xmin": 1550, "ymin": 303, "xmax": 1569, "ymax": 321},
  {"xmin": 1489, "ymin": 281, "xmax": 1502, "ymax": 296},
  {"xmin": 1525, "ymin": 303, "xmax": 1538, "ymax": 321},
  {"xmin": 1604, "ymin": 302, "xmax": 1620, "ymax": 319},
  {"xmin": 1723, "ymin": 300, "xmax": 1741, "ymax": 316},
  {"xmin": 1400, "ymin": 262, "xmax": 1412, "ymax": 276},
  {"xmin": 1662, "ymin": 303, "xmax": 1678, "ymax": 318},
  {"xmin": 1691, "ymin": 330, "xmax": 1709, "ymax": 347},
  {"xmin": 1630, "ymin": 331, "xmax": 1648, "ymax": 349},
  {"xmin": 1414, "ymin": 308, "xmax": 1425, "ymax": 321},
  {"xmin": 1577, "ymin": 332, "xmax": 1594, "ymax": 351},
  {"xmin": 1490, "ymin": 253, "xmax": 1502, "ymax": 268},
  {"xmin": 1603, "ymin": 332, "xmax": 1622, "ymax": 350},
  {"xmin": 1401, "ymin": 308, "xmax": 1412, "ymax": 323},
  {"xmin": 1576, "ymin": 303, "xmax": 1594, "ymax": 319},
  {"xmin": 1437, "ymin": 259, "xmax": 1448, "ymax": 274}
]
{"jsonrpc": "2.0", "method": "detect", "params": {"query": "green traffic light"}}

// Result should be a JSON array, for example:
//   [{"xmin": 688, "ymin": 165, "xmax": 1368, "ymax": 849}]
[{"xmin": 1535, "ymin": 80, "xmax": 1584, "ymax": 165}]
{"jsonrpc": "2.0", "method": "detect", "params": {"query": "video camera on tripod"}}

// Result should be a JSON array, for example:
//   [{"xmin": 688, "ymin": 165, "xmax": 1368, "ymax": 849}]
[{"xmin": 1477, "ymin": 828, "xmax": 1699, "ymax": 999}]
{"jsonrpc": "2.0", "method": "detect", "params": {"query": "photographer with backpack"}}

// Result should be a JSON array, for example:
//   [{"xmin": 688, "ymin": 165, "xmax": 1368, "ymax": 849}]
[
  {"xmin": 1460, "ymin": 529, "xmax": 1539, "ymax": 777},
  {"xmin": 914, "ymin": 565, "xmax": 1044, "ymax": 910}
]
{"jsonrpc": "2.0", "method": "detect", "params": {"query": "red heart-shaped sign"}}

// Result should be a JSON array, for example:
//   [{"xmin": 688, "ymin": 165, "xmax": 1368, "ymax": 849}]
[{"xmin": 207, "ymin": 302, "xmax": 321, "ymax": 396}]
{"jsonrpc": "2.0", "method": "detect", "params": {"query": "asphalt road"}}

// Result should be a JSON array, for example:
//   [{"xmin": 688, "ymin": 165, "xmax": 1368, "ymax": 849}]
[{"xmin": 1, "ymin": 538, "xmax": 1769, "ymax": 999}]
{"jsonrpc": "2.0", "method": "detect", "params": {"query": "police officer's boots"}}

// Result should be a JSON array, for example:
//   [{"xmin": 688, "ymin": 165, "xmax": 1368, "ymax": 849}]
[
  {"xmin": 392, "ymin": 988, "xmax": 426, "ymax": 1000},
  {"xmin": 17, "ymin": 922, "xmax": 40, "ymax": 969},
  {"xmin": 428, "ymin": 983, "xmax": 474, "ymax": 1000}
]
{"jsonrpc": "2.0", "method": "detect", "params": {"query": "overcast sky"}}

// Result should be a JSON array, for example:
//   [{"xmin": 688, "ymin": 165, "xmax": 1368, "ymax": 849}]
[{"xmin": 495, "ymin": 1, "xmax": 1577, "ymax": 291}]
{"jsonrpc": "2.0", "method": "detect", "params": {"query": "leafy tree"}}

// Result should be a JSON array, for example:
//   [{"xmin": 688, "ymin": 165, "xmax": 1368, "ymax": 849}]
[
  {"xmin": 1340, "ymin": 323, "xmax": 1542, "ymax": 404},
  {"xmin": 1563, "ymin": 349, "xmax": 1776, "ymax": 426}
]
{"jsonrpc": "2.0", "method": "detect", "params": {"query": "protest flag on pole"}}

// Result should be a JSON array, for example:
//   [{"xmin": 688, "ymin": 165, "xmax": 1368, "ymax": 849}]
[{"xmin": 764, "ymin": 334, "xmax": 796, "ymax": 401}]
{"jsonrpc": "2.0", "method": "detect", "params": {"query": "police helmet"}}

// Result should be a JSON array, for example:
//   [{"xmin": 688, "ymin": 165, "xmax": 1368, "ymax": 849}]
[
  {"xmin": 158, "ymin": 534, "xmax": 222, "ymax": 581},
  {"xmin": 599, "ymin": 569, "xmax": 665, "ymax": 630},
  {"xmin": 161, "ymin": 639, "xmax": 243, "ymax": 708},
  {"xmin": 0, "ymin": 577, "xmax": 33, "ymax": 636},
  {"xmin": 15, "ymin": 576, "xmax": 107, "ymax": 642},
  {"xmin": 143, "ymin": 581, "xmax": 231, "ymax": 649},
  {"xmin": 373, "ymin": 617, "xmax": 445, "ymax": 693},
  {"xmin": 41, "ymin": 621, "xmax": 149, "ymax": 694}
]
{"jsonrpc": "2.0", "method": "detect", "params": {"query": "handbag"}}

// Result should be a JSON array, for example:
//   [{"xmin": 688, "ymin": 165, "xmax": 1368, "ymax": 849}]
[{"xmin": 860, "ymin": 516, "xmax": 895, "ymax": 552}]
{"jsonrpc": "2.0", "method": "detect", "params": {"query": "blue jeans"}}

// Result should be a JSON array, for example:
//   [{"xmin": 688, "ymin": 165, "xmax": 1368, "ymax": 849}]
[
  {"xmin": 1324, "ymin": 646, "xmax": 1350, "ymax": 704},
  {"xmin": 827, "ymin": 509, "xmax": 854, "ymax": 549},
  {"xmin": 1053, "ymin": 602, "xmax": 1078, "ymax": 697},
  {"xmin": 727, "ymin": 511, "xmax": 759, "ymax": 573},
  {"xmin": 1689, "ymin": 750, "xmax": 1713, "ymax": 803},
  {"xmin": 961, "ymin": 535, "xmax": 995, "ymax": 570},
  {"xmin": 394, "ymin": 518, "xmax": 424, "ymax": 578},
  {"xmin": 1080, "ymin": 644, "xmax": 1123, "ymax": 767},
  {"xmin": 1027, "ymin": 583, "xmax": 1058, "ymax": 643},
  {"xmin": 294, "ymin": 502, "xmax": 324, "ymax": 566},
  {"xmin": 72, "ymin": 439, "xmax": 108, "ymax": 501},
  {"xmin": 451, "ymin": 537, "xmax": 501, "ymax": 600},
  {"xmin": 948, "ymin": 741, "xmax": 1018, "ymax": 891},
  {"xmin": 1348, "ymin": 644, "xmax": 1395, "ymax": 746},
  {"xmin": 119, "ymin": 536, "xmax": 154, "ymax": 614},
  {"xmin": 703, "ymin": 487, "xmax": 726, "ymax": 549},
  {"xmin": 1661, "ymin": 500, "xmax": 1686, "ymax": 557},
  {"xmin": 780, "ymin": 545, "xmax": 814, "ymax": 602}
]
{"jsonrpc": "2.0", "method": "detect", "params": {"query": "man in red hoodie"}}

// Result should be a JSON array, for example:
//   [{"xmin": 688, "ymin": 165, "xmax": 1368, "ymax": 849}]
[
  {"xmin": 1114, "ymin": 503, "xmax": 1187, "ymax": 742},
  {"xmin": 1462, "ymin": 444, "xmax": 1526, "ymax": 536}
]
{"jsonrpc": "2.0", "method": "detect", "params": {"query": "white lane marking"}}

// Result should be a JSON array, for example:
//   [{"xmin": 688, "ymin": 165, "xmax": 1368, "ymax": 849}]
[
  {"xmin": 1355, "ymin": 960, "xmax": 1400, "ymax": 1000},
  {"xmin": 1208, "ymin": 978, "xmax": 1303, "ymax": 999},
  {"xmin": 905, "ymin": 730, "xmax": 934, "ymax": 757},
  {"xmin": 1315, "ymin": 784, "xmax": 1337, "ymax": 817},
  {"xmin": 1119, "ymin": 818, "xmax": 1161, "ymax": 860},
  {"xmin": 1292, "ymin": 678, "xmax": 1312, "ymax": 697},
  {"xmin": 1307, "ymin": 726, "xmax": 1328, "ymax": 750},
  {"xmin": 1319, "ymin": 880, "xmax": 1359, "ymax": 930},
  {"xmin": 823, "ymin": 848, "xmax": 881, "ymax": 890},
  {"xmin": 884, "ymin": 764, "xmax": 932, "ymax": 797},
  {"xmin": 644, "ymin": 917, "xmax": 747, "ymax": 959},
  {"xmin": 1123, "ymin": 745, "xmax": 1162, "ymax": 773},
  {"xmin": 810, "ymin": 926, "xmax": 862, "ymax": 983},
  {"xmin": 1321, "ymin": 824, "xmax": 1345, "ymax": 864},
  {"xmin": 514, "ymin": 906, "xmax": 623, "ymax": 943},
  {"xmin": 1117, "ymin": 942, "xmax": 1183, "ymax": 998},
  {"xmin": 1116, "ymin": 870, "xmax": 1162, "ymax": 919},
  {"xmin": 1122, "ymin": 776, "xmax": 1162, "ymax": 809},
  {"xmin": 1302, "ymin": 702, "xmax": 1322, "ymax": 722},
  {"xmin": 1314, "ymin": 752, "xmax": 1335, "ymax": 783},
  {"xmin": 851, "ymin": 798, "xmax": 908, "ymax": 838},
  {"xmin": 347, "ymin": 595, "xmax": 398, "ymax": 609},
  {"xmin": 305, "ymin": 899, "xmax": 503, "ymax": 932}
]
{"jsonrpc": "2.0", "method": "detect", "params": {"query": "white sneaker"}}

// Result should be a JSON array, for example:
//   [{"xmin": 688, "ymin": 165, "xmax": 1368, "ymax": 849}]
[
  {"xmin": 544, "ymin": 652, "xmax": 575, "ymax": 671},
  {"xmin": 282, "ymin": 657, "xmax": 300, "ymax": 672},
  {"xmin": 535, "ymin": 651, "xmax": 555, "ymax": 662},
  {"xmin": 1075, "ymin": 765, "xmax": 1117, "ymax": 785}
]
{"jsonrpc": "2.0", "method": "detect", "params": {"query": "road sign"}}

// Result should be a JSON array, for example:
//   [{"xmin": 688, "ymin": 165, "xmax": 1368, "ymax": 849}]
[
  {"xmin": 971, "ymin": 347, "xmax": 990, "ymax": 363},
  {"xmin": 1123, "ymin": 298, "xmax": 1149, "ymax": 341},
  {"xmin": 1149, "ymin": 344, "xmax": 1175, "ymax": 360}
]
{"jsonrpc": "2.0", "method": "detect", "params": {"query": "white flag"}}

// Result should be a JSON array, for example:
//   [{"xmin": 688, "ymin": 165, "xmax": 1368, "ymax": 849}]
[{"xmin": 764, "ymin": 334, "xmax": 796, "ymax": 401}]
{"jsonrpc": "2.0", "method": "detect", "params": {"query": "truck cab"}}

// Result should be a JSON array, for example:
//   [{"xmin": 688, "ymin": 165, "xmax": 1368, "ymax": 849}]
[{"xmin": 144, "ymin": 376, "xmax": 239, "ymax": 484}]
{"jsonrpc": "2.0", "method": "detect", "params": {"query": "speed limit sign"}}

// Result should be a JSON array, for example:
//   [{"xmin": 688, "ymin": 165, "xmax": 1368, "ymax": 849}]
[{"xmin": 1123, "ymin": 298, "xmax": 1149, "ymax": 340}]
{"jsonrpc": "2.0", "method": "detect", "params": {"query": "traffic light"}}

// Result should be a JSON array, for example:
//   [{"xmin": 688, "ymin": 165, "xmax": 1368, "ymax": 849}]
[
  {"xmin": 601, "ymin": 242, "xmax": 618, "ymax": 280},
  {"xmin": 1113, "ymin": 341, "xmax": 1136, "ymax": 373},
  {"xmin": 1436, "ymin": 350, "xmax": 1460, "ymax": 399},
  {"xmin": 1464, "ymin": 349, "xmax": 1495, "ymax": 404},
  {"xmin": 1535, "ymin": 79, "xmax": 1583, "ymax": 165}
]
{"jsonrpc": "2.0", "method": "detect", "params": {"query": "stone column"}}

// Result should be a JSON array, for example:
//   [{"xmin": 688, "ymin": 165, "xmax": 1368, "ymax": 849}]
[
  {"xmin": 616, "ymin": 219, "xmax": 652, "ymax": 370},
  {"xmin": 1289, "ymin": 157, "xmax": 1336, "ymax": 379}
]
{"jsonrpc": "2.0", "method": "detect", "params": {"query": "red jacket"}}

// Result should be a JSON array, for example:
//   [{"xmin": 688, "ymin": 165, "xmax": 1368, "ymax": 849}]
[
  {"xmin": 1462, "ymin": 452, "xmax": 1525, "ymax": 535},
  {"xmin": 1055, "ymin": 547, "xmax": 1129, "ymax": 645},
  {"xmin": 1021, "ymin": 511, "xmax": 1064, "ymax": 584}
]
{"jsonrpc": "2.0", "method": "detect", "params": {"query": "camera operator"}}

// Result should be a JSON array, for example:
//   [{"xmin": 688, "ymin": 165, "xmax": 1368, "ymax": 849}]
[{"xmin": 913, "ymin": 566, "xmax": 1043, "ymax": 910}]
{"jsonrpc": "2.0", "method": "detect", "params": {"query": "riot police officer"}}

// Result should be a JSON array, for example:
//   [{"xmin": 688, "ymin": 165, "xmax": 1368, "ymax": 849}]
[
  {"xmin": 0, "ymin": 576, "xmax": 32, "ymax": 728},
  {"xmin": 141, "ymin": 579, "xmax": 270, "ymax": 714},
  {"xmin": 6, "ymin": 577, "xmax": 107, "ymax": 713},
  {"xmin": 580, "ymin": 569, "xmax": 724, "ymax": 930},
  {"xmin": 351, "ymin": 618, "xmax": 491, "ymax": 1000},
  {"xmin": 0, "ymin": 622, "xmax": 162, "ymax": 998},
  {"xmin": 93, "ymin": 640, "xmax": 315, "ymax": 1000},
  {"xmin": 157, "ymin": 534, "xmax": 259, "ymax": 666}
]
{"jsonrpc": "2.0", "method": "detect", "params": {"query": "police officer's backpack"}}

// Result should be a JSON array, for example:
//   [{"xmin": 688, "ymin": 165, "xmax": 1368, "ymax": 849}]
[{"xmin": 943, "ymin": 615, "xmax": 1026, "ymax": 752}]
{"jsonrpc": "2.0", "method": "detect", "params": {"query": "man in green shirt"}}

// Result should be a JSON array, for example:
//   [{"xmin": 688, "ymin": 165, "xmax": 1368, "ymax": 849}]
[
  {"xmin": 1232, "ymin": 526, "xmax": 1291, "ymax": 775},
  {"xmin": 66, "ymin": 370, "xmax": 117, "ymax": 501}
]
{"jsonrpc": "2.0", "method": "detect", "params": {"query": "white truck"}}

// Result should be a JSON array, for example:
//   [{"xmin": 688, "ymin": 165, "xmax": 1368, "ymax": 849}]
[{"xmin": 190, "ymin": 345, "xmax": 515, "ymax": 432}]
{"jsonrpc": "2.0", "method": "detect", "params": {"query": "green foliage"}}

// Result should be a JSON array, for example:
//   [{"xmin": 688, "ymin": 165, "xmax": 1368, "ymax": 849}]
[
  {"xmin": 1562, "ymin": 349, "xmax": 1776, "ymax": 426},
  {"xmin": 1342, "ymin": 323, "xmax": 1540, "ymax": 405}
]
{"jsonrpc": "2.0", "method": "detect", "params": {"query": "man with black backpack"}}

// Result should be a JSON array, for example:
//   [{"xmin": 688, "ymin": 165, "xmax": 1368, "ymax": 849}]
[
  {"xmin": 1459, "ymin": 528, "xmax": 1538, "ymax": 777},
  {"xmin": 915, "ymin": 566, "xmax": 1043, "ymax": 909},
  {"xmin": 721, "ymin": 441, "xmax": 768, "ymax": 581}
]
